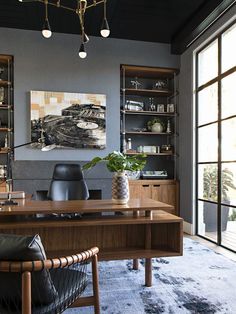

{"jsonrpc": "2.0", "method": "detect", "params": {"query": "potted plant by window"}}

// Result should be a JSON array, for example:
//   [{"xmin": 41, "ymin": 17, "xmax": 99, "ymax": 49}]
[
  {"xmin": 147, "ymin": 118, "xmax": 165, "ymax": 133},
  {"xmin": 83, "ymin": 151, "xmax": 146, "ymax": 204},
  {"xmin": 203, "ymin": 166, "xmax": 236, "ymax": 232}
]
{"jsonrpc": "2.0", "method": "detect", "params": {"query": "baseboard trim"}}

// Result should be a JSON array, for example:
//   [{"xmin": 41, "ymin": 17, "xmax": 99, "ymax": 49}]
[{"xmin": 183, "ymin": 221, "xmax": 195, "ymax": 235}]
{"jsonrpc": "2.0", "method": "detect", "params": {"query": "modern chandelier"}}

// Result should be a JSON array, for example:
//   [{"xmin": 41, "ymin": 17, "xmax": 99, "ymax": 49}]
[{"xmin": 18, "ymin": 0, "xmax": 110, "ymax": 58}]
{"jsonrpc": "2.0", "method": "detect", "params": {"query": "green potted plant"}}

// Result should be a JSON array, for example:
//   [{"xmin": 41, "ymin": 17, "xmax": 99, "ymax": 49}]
[
  {"xmin": 147, "ymin": 118, "xmax": 165, "ymax": 133},
  {"xmin": 203, "ymin": 166, "xmax": 236, "ymax": 231},
  {"xmin": 83, "ymin": 151, "xmax": 146, "ymax": 204}
]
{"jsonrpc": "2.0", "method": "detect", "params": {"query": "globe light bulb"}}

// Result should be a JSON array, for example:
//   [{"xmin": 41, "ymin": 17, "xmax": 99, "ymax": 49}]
[
  {"xmin": 79, "ymin": 43, "xmax": 87, "ymax": 59},
  {"xmin": 42, "ymin": 19, "xmax": 52, "ymax": 38},
  {"xmin": 100, "ymin": 18, "xmax": 110, "ymax": 38}
]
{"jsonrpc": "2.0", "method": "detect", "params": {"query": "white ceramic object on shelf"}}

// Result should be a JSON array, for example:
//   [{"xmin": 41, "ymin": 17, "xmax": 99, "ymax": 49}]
[{"xmin": 151, "ymin": 122, "xmax": 163, "ymax": 133}]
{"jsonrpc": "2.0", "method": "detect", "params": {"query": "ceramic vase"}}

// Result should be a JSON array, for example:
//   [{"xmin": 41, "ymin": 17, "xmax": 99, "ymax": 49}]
[
  {"xmin": 151, "ymin": 122, "xmax": 163, "ymax": 133},
  {"xmin": 112, "ymin": 172, "xmax": 129, "ymax": 204}
]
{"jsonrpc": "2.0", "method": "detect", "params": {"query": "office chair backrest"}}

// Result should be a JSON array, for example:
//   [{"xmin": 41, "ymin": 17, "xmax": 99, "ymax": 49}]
[{"xmin": 47, "ymin": 164, "xmax": 89, "ymax": 201}]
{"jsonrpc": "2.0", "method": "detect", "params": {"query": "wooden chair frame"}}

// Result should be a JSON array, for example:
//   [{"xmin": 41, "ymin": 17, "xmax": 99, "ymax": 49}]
[{"xmin": 0, "ymin": 247, "xmax": 100, "ymax": 314}]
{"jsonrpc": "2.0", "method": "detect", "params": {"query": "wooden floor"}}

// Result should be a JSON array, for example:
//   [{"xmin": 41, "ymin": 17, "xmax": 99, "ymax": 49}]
[
  {"xmin": 203, "ymin": 221, "xmax": 236, "ymax": 251},
  {"xmin": 185, "ymin": 234, "xmax": 236, "ymax": 262},
  {"xmin": 222, "ymin": 225, "xmax": 236, "ymax": 247}
]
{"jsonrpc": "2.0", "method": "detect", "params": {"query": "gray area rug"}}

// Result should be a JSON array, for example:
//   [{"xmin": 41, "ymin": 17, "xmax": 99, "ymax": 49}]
[{"xmin": 65, "ymin": 238, "xmax": 236, "ymax": 313}]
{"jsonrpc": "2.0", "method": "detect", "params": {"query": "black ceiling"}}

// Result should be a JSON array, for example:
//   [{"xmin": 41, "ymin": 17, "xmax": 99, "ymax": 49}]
[{"xmin": 0, "ymin": 0, "xmax": 235, "ymax": 54}]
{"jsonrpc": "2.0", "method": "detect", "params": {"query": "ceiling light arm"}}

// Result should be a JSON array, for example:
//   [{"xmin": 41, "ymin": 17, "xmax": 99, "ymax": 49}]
[
  {"xmin": 77, "ymin": 0, "xmax": 86, "ymax": 39},
  {"xmin": 31, "ymin": 0, "xmax": 105, "ymax": 14},
  {"xmin": 44, "ymin": 0, "xmax": 49, "ymax": 21},
  {"xmin": 20, "ymin": 0, "xmax": 109, "ymax": 58},
  {"xmin": 103, "ymin": 0, "xmax": 107, "ymax": 19}
]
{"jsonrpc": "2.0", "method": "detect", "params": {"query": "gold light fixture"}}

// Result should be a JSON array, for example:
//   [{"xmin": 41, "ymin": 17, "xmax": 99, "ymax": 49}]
[{"xmin": 19, "ymin": 0, "xmax": 110, "ymax": 58}]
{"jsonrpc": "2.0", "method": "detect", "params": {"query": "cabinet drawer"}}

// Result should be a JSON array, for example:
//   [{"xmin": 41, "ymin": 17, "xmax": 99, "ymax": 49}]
[{"xmin": 129, "ymin": 183, "xmax": 152, "ymax": 199}]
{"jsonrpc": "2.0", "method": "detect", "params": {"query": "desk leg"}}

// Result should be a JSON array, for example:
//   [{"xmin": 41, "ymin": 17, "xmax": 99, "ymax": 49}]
[
  {"xmin": 133, "ymin": 210, "xmax": 140, "ymax": 270},
  {"xmin": 145, "ymin": 210, "xmax": 152, "ymax": 287},
  {"xmin": 133, "ymin": 258, "xmax": 139, "ymax": 270},
  {"xmin": 145, "ymin": 258, "xmax": 152, "ymax": 287}
]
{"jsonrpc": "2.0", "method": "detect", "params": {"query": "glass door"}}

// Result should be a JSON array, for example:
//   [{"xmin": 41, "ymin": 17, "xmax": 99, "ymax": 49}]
[{"xmin": 196, "ymin": 22, "xmax": 236, "ymax": 252}]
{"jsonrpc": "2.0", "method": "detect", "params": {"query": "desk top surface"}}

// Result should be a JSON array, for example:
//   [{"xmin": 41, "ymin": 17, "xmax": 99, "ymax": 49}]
[{"xmin": 0, "ymin": 198, "xmax": 174, "ymax": 216}]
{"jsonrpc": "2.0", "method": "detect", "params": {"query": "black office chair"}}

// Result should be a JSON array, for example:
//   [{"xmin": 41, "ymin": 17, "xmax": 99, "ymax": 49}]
[{"xmin": 36, "ymin": 164, "xmax": 89, "ymax": 201}]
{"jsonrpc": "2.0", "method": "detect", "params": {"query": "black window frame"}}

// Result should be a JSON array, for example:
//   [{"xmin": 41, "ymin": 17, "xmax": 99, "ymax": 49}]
[{"xmin": 195, "ymin": 20, "xmax": 236, "ymax": 253}]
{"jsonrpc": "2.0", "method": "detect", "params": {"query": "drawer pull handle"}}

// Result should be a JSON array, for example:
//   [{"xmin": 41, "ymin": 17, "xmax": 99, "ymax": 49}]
[
  {"xmin": 142, "ymin": 185, "xmax": 149, "ymax": 187},
  {"xmin": 153, "ymin": 185, "xmax": 160, "ymax": 187}
]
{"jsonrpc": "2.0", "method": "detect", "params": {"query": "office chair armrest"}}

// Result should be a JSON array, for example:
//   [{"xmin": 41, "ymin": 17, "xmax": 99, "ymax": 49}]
[{"xmin": 0, "ymin": 247, "xmax": 99, "ymax": 272}]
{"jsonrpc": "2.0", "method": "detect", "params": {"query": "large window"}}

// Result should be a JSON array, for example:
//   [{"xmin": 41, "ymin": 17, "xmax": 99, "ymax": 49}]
[{"xmin": 196, "ymin": 22, "xmax": 236, "ymax": 252}]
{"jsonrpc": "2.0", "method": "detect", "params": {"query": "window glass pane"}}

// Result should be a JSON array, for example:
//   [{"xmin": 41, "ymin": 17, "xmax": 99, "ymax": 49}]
[
  {"xmin": 221, "ymin": 118, "xmax": 236, "ymax": 161},
  {"xmin": 198, "ymin": 124, "xmax": 218, "ymax": 162},
  {"xmin": 198, "ymin": 83, "xmax": 218, "ymax": 125},
  {"xmin": 198, "ymin": 40, "xmax": 218, "ymax": 86},
  {"xmin": 221, "ymin": 163, "xmax": 236, "ymax": 206},
  {"xmin": 222, "ymin": 23, "xmax": 236, "ymax": 73},
  {"xmin": 221, "ymin": 72, "xmax": 236, "ymax": 119},
  {"xmin": 222, "ymin": 206, "xmax": 236, "ymax": 251},
  {"xmin": 198, "ymin": 200, "xmax": 217, "ymax": 242},
  {"xmin": 198, "ymin": 164, "xmax": 218, "ymax": 202}
]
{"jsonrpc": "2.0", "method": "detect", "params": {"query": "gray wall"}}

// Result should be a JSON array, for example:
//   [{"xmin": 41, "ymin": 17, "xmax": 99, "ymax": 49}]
[
  {"xmin": 179, "ymin": 5, "xmax": 236, "ymax": 224},
  {"xmin": 0, "ymin": 27, "xmax": 179, "ymax": 197}
]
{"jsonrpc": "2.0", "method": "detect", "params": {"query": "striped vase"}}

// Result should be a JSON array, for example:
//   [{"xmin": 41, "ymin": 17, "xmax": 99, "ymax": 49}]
[{"xmin": 112, "ymin": 172, "xmax": 129, "ymax": 204}]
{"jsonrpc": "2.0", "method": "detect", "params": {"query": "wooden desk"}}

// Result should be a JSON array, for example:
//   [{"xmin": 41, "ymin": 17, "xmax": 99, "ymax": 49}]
[{"xmin": 0, "ymin": 198, "xmax": 183, "ymax": 287}]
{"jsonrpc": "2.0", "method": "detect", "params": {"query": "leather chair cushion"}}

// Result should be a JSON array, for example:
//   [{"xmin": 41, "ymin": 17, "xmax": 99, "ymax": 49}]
[
  {"xmin": 0, "ymin": 268, "xmax": 87, "ymax": 314},
  {"xmin": 0, "ymin": 233, "xmax": 58, "ymax": 305}
]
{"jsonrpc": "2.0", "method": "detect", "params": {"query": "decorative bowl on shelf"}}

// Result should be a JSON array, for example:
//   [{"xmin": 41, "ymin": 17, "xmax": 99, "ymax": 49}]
[
  {"xmin": 147, "ymin": 118, "xmax": 165, "ymax": 133},
  {"xmin": 126, "ymin": 170, "xmax": 141, "ymax": 180},
  {"xmin": 151, "ymin": 123, "xmax": 163, "ymax": 133}
]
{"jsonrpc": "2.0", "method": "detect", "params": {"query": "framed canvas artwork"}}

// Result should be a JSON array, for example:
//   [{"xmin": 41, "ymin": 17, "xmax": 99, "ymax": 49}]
[{"xmin": 30, "ymin": 90, "xmax": 106, "ymax": 149}]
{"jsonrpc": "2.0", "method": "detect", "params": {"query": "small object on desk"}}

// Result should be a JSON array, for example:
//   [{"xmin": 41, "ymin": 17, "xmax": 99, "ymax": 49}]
[
  {"xmin": 1, "ymin": 199, "xmax": 18, "ymax": 206},
  {"xmin": 0, "ymin": 193, "xmax": 18, "ymax": 205},
  {"xmin": 0, "ymin": 191, "xmax": 25, "ymax": 199}
]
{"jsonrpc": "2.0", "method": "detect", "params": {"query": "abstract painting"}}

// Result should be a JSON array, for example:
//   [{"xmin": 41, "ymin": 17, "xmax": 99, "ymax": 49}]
[{"xmin": 30, "ymin": 90, "xmax": 106, "ymax": 149}]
